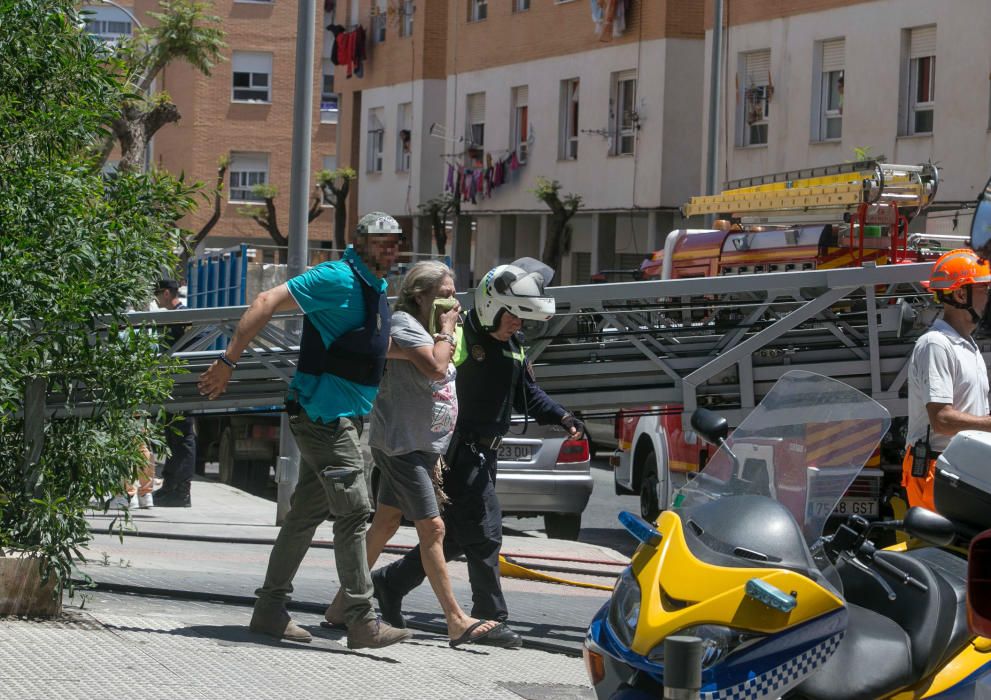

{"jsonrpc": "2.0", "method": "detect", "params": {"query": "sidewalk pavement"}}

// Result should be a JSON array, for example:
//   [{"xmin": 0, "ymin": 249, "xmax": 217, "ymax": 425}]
[{"xmin": 0, "ymin": 481, "xmax": 628, "ymax": 699}]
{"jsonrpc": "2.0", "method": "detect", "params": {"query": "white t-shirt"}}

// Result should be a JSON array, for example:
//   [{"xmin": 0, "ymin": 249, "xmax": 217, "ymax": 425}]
[{"xmin": 906, "ymin": 319, "xmax": 989, "ymax": 452}]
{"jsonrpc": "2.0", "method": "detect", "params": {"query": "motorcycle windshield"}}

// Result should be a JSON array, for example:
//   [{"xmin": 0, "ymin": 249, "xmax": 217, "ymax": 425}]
[{"xmin": 673, "ymin": 371, "xmax": 891, "ymax": 550}]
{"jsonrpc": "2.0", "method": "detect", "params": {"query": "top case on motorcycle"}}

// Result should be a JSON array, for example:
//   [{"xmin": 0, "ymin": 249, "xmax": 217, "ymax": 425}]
[{"xmin": 934, "ymin": 431, "xmax": 991, "ymax": 535}]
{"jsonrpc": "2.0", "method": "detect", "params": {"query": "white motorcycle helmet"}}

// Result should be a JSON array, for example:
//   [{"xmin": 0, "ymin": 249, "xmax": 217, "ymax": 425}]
[{"xmin": 474, "ymin": 257, "xmax": 556, "ymax": 328}]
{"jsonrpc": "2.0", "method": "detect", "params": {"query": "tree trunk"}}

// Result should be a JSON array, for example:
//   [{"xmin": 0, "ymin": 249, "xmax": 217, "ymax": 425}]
[
  {"xmin": 541, "ymin": 213, "xmax": 570, "ymax": 280},
  {"xmin": 334, "ymin": 203, "xmax": 348, "ymax": 254},
  {"xmin": 181, "ymin": 162, "xmax": 228, "ymax": 270},
  {"xmin": 431, "ymin": 211, "xmax": 447, "ymax": 256},
  {"xmin": 112, "ymin": 101, "xmax": 181, "ymax": 173}
]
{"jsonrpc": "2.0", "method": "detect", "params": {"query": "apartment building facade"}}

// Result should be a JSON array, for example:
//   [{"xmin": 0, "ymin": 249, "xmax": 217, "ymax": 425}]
[
  {"xmin": 85, "ymin": 0, "xmax": 340, "ymax": 255},
  {"xmin": 701, "ymin": 0, "xmax": 991, "ymax": 234},
  {"xmin": 337, "ymin": 0, "xmax": 706, "ymax": 285}
]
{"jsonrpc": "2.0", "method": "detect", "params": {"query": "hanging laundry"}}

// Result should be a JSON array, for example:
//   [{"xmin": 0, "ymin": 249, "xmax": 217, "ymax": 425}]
[
  {"xmin": 353, "ymin": 25, "xmax": 367, "ymax": 78},
  {"xmin": 468, "ymin": 170, "xmax": 478, "ymax": 204},
  {"xmin": 338, "ymin": 30, "xmax": 353, "ymax": 77},
  {"xmin": 598, "ymin": 0, "xmax": 617, "ymax": 41},
  {"xmin": 493, "ymin": 159, "xmax": 503, "ymax": 187},
  {"xmin": 591, "ymin": 0, "xmax": 605, "ymax": 33},
  {"xmin": 327, "ymin": 24, "xmax": 345, "ymax": 65},
  {"xmin": 510, "ymin": 152, "xmax": 520, "ymax": 171}
]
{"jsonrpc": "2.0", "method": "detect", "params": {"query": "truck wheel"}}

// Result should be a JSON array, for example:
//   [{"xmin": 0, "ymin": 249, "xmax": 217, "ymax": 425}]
[
  {"xmin": 639, "ymin": 448, "xmax": 661, "ymax": 521},
  {"xmin": 544, "ymin": 513, "xmax": 582, "ymax": 540},
  {"xmin": 218, "ymin": 426, "xmax": 236, "ymax": 485}
]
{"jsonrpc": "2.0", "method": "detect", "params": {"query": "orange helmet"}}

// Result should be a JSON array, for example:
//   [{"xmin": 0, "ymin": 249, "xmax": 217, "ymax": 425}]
[{"xmin": 928, "ymin": 249, "xmax": 991, "ymax": 292}]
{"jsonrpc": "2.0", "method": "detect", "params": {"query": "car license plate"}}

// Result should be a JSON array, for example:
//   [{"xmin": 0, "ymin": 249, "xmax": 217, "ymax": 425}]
[
  {"xmin": 498, "ymin": 444, "xmax": 532, "ymax": 461},
  {"xmin": 833, "ymin": 498, "xmax": 878, "ymax": 518}
]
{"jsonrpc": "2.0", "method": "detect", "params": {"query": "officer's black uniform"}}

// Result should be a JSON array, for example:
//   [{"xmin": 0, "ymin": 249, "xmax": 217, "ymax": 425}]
[{"xmin": 376, "ymin": 309, "xmax": 567, "ymax": 621}]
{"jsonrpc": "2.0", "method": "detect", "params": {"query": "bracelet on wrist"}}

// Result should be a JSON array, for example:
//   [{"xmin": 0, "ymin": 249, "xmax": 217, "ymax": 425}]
[
  {"xmin": 434, "ymin": 333, "xmax": 457, "ymax": 348},
  {"xmin": 218, "ymin": 352, "xmax": 237, "ymax": 369}
]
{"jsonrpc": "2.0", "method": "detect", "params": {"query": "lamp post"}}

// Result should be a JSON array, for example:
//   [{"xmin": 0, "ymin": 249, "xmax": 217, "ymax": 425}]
[
  {"xmin": 704, "ymin": 0, "xmax": 724, "ymax": 227},
  {"xmin": 276, "ymin": 0, "xmax": 316, "ymax": 524}
]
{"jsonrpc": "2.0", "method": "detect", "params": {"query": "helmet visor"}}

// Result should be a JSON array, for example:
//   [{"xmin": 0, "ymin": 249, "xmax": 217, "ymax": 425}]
[
  {"xmin": 509, "ymin": 271, "xmax": 548, "ymax": 298},
  {"xmin": 971, "ymin": 176, "xmax": 991, "ymax": 261},
  {"xmin": 507, "ymin": 295, "xmax": 556, "ymax": 321}
]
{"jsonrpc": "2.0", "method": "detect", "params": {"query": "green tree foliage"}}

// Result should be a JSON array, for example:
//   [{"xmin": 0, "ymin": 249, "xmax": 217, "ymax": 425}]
[
  {"xmin": 97, "ymin": 0, "xmax": 226, "ymax": 172},
  {"xmin": 0, "ymin": 0, "xmax": 197, "ymax": 597}
]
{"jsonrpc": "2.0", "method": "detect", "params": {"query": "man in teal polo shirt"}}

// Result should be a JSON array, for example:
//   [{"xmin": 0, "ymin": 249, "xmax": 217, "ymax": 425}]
[{"xmin": 197, "ymin": 213, "xmax": 411, "ymax": 650}]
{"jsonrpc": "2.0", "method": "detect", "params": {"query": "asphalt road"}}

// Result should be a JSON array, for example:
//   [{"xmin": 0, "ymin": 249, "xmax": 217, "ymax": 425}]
[{"xmin": 502, "ymin": 457, "xmax": 640, "ymax": 557}]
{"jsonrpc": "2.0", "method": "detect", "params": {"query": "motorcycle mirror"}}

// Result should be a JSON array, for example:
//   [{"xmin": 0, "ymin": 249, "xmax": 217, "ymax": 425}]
[
  {"xmin": 691, "ymin": 408, "xmax": 729, "ymax": 446},
  {"xmin": 903, "ymin": 507, "xmax": 956, "ymax": 547},
  {"xmin": 969, "ymin": 529, "xmax": 991, "ymax": 637}
]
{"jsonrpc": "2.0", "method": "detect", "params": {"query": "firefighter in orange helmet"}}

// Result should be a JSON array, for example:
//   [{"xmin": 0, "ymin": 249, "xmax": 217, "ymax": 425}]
[{"xmin": 903, "ymin": 249, "xmax": 991, "ymax": 510}]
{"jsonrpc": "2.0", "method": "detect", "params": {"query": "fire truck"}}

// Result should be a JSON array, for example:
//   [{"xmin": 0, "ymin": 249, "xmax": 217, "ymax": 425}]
[{"xmin": 610, "ymin": 159, "xmax": 951, "ymax": 521}]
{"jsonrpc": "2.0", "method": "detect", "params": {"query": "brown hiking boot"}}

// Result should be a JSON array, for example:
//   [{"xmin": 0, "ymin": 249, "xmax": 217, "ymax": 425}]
[
  {"xmin": 249, "ymin": 604, "xmax": 312, "ymax": 643},
  {"xmin": 346, "ymin": 617, "xmax": 413, "ymax": 650},
  {"xmin": 321, "ymin": 590, "xmax": 345, "ymax": 630}
]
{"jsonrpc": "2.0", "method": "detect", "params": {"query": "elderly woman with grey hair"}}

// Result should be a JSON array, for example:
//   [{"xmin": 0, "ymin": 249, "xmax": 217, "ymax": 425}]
[{"xmin": 323, "ymin": 260, "xmax": 503, "ymax": 647}]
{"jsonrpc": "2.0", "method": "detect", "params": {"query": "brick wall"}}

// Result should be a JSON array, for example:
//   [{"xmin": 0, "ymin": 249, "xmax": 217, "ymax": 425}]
[
  {"xmin": 137, "ymin": 0, "xmax": 337, "ymax": 250},
  {"xmin": 704, "ymin": 0, "xmax": 876, "ymax": 29}
]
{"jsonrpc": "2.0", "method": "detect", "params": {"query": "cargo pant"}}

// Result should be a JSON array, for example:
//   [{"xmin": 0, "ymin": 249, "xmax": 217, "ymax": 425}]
[
  {"xmin": 255, "ymin": 410, "xmax": 375, "ymax": 626},
  {"xmin": 901, "ymin": 446, "xmax": 938, "ymax": 512}
]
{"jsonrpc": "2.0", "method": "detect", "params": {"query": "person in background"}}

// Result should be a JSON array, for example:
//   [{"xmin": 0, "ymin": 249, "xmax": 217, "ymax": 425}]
[
  {"xmin": 108, "ymin": 441, "xmax": 156, "ymax": 510},
  {"xmin": 153, "ymin": 278, "xmax": 197, "ymax": 508},
  {"xmin": 196, "ymin": 212, "xmax": 411, "ymax": 650},
  {"xmin": 904, "ymin": 248, "xmax": 991, "ymax": 510},
  {"xmin": 371, "ymin": 259, "xmax": 586, "ymax": 648}
]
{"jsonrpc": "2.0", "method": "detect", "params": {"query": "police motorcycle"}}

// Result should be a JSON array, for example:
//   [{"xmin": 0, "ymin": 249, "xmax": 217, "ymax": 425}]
[{"xmin": 584, "ymin": 370, "xmax": 991, "ymax": 699}]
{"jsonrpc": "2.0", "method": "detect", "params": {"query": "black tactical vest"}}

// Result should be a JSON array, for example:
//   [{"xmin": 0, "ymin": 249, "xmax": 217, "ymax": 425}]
[{"xmin": 296, "ymin": 258, "xmax": 391, "ymax": 387}]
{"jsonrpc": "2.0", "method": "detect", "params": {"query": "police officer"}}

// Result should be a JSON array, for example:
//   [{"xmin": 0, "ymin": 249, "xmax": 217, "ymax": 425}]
[
  {"xmin": 197, "ymin": 212, "xmax": 411, "ymax": 650},
  {"xmin": 371, "ymin": 258, "xmax": 585, "ymax": 648}
]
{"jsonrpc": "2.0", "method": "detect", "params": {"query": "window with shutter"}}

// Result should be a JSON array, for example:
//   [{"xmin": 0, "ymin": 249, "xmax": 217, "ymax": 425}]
[
  {"xmin": 466, "ymin": 93, "xmax": 486, "ymax": 165},
  {"xmin": 817, "ymin": 39, "xmax": 844, "ymax": 141},
  {"xmin": 229, "ymin": 153, "xmax": 269, "ymax": 202},
  {"xmin": 610, "ymin": 71, "xmax": 637, "ymax": 156},
  {"xmin": 512, "ymin": 86, "xmax": 529, "ymax": 164},
  {"xmin": 741, "ymin": 50, "xmax": 771, "ymax": 146},
  {"xmin": 367, "ymin": 108, "xmax": 384, "ymax": 173},
  {"xmin": 232, "ymin": 52, "xmax": 273, "ymax": 103},
  {"xmin": 559, "ymin": 78, "xmax": 580, "ymax": 160},
  {"xmin": 907, "ymin": 26, "xmax": 936, "ymax": 135}
]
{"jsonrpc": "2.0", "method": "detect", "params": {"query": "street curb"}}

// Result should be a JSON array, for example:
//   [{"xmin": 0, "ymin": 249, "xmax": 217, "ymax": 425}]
[
  {"xmin": 94, "ymin": 525, "xmax": 626, "ymax": 578},
  {"xmin": 73, "ymin": 578, "xmax": 585, "ymax": 657}
]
